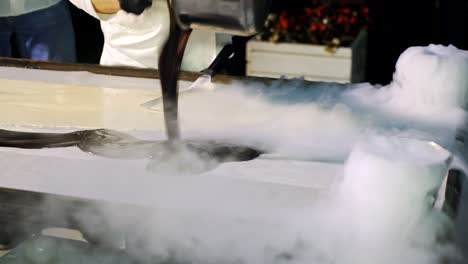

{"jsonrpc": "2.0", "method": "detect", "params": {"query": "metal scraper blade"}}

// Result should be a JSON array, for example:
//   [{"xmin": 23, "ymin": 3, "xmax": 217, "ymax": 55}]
[{"xmin": 140, "ymin": 74, "xmax": 213, "ymax": 111}]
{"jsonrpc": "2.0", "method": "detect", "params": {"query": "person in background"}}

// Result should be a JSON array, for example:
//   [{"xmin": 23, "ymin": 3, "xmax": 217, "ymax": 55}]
[
  {"xmin": 69, "ymin": 0, "xmax": 217, "ymax": 72},
  {"xmin": 0, "ymin": 0, "xmax": 76, "ymax": 62}
]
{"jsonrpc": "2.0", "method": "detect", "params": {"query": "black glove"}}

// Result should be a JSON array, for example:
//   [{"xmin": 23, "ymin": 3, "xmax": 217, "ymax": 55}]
[{"xmin": 119, "ymin": 0, "xmax": 153, "ymax": 15}]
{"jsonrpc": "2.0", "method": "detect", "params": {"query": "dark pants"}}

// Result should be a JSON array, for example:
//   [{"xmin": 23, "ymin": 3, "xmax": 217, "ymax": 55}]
[{"xmin": 0, "ymin": 0, "xmax": 76, "ymax": 63}]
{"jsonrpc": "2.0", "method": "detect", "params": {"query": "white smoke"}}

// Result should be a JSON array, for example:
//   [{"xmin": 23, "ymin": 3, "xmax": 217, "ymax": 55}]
[{"xmin": 15, "ymin": 45, "xmax": 468, "ymax": 263}]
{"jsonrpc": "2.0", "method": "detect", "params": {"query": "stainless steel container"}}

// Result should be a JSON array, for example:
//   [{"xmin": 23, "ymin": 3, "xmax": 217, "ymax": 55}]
[{"xmin": 171, "ymin": 0, "xmax": 271, "ymax": 36}]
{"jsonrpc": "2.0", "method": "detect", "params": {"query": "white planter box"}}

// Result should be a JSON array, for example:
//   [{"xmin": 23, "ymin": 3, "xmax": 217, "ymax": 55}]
[{"xmin": 246, "ymin": 32, "xmax": 367, "ymax": 83}]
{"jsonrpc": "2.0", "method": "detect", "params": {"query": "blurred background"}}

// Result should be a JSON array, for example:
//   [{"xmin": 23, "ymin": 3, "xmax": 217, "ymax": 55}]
[{"xmin": 16, "ymin": 0, "xmax": 468, "ymax": 85}]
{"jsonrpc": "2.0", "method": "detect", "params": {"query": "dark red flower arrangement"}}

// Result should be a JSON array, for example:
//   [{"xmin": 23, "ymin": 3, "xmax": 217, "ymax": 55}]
[{"xmin": 256, "ymin": 1, "xmax": 369, "ymax": 48}]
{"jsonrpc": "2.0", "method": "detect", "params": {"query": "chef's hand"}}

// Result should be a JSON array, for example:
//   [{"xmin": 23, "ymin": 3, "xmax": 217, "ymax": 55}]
[
  {"xmin": 119, "ymin": 0, "xmax": 152, "ymax": 15},
  {"xmin": 91, "ymin": 0, "xmax": 121, "ymax": 14}
]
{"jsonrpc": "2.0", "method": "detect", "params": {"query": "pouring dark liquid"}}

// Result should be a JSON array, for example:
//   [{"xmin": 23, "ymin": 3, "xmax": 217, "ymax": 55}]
[
  {"xmin": 155, "ymin": 0, "xmax": 264, "ymax": 162},
  {"xmin": 158, "ymin": 0, "xmax": 192, "ymax": 142}
]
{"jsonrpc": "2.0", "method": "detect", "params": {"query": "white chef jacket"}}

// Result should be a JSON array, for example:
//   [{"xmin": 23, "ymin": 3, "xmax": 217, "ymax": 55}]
[
  {"xmin": 0, "ymin": 0, "xmax": 62, "ymax": 16},
  {"xmin": 69, "ymin": 0, "xmax": 216, "ymax": 71}
]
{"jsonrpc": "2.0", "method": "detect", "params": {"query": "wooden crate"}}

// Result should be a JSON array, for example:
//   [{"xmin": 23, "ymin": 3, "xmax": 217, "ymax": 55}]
[{"xmin": 246, "ymin": 31, "xmax": 367, "ymax": 83}]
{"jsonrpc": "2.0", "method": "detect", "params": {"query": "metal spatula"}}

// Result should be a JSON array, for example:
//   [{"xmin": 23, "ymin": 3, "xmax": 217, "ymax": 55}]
[{"xmin": 140, "ymin": 44, "xmax": 234, "ymax": 110}]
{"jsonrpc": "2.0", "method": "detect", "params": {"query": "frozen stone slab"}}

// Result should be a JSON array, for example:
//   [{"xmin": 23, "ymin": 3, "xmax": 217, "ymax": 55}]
[
  {"xmin": 0, "ymin": 66, "xmax": 165, "ymax": 91},
  {"xmin": 0, "ymin": 45, "xmax": 467, "ymax": 263},
  {"xmin": 0, "ymin": 147, "xmax": 342, "ymax": 215}
]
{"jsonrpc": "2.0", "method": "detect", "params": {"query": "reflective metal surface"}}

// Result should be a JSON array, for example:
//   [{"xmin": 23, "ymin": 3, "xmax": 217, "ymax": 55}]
[{"xmin": 172, "ymin": 0, "xmax": 271, "ymax": 36}]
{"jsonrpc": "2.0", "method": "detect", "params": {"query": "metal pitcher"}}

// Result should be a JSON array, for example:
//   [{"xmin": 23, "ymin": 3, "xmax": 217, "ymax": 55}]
[{"xmin": 171, "ymin": 0, "xmax": 271, "ymax": 36}]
